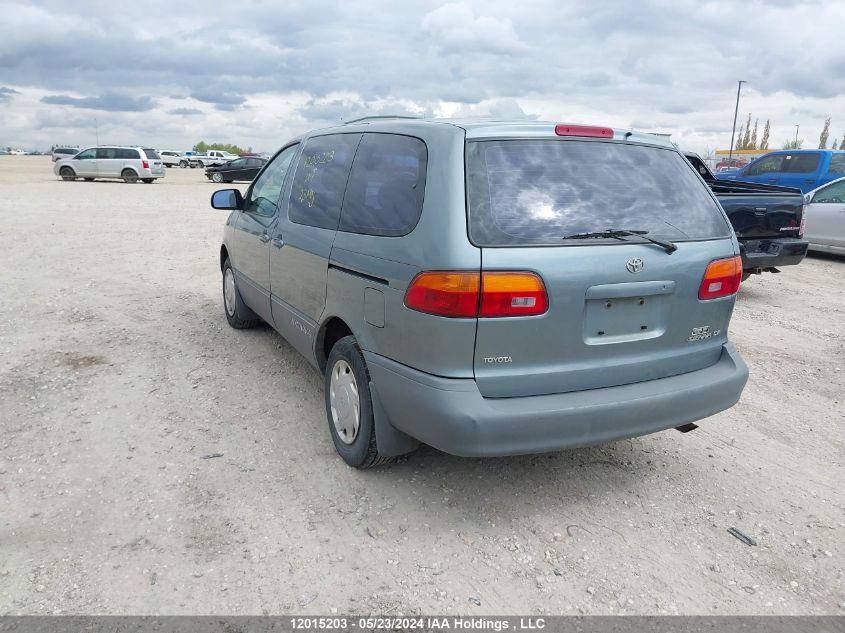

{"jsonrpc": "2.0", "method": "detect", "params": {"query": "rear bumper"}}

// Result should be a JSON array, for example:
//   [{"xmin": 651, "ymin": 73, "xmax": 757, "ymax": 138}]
[
  {"xmin": 739, "ymin": 237, "xmax": 808, "ymax": 270},
  {"xmin": 365, "ymin": 344, "xmax": 748, "ymax": 457}
]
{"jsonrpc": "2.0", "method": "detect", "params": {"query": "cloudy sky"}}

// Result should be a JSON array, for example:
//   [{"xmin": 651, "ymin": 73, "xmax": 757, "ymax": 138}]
[{"xmin": 1, "ymin": 0, "xmax": 844, "ymax": 155}]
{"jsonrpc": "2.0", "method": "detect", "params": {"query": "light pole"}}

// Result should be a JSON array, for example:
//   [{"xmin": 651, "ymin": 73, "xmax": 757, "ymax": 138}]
[
  {"xmin": 794, "ymin": 125, "xmax": 799, "ymax": 145},
  {"xmin": 728, "ymin": 80, "xmax": 747, "ymax": 163}
]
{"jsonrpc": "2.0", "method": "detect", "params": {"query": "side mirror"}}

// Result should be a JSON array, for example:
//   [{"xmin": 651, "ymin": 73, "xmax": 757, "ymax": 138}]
[
  {"xmin": 211, "ymin": 189, "xmax": 243, "ymax": 210},
  {"xmin": 803, "ymin": 193, "xmax": 813, "ymax": 204}
]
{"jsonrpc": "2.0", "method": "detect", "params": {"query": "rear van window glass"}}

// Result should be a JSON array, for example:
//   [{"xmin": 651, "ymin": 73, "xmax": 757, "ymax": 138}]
[
  {"xmin": 96, "ymin": 148, "xmax": 117, "ymax": 159},
  {"xmin": 339, "ymin": 133, "xmax": 427, "ymax": 237},
  {"xmin": 143, "ymin": 149, "xmax": 160, "ymax": 159},
  {"xmin": 289, "ymin": 134, "xmax": 361, "ymax": 230},
  {"xmin": 116, "ymin": 148, "xmax": 140, "ymax": 159},
  {"xmin": 467, "ymin": 140, "xmax": 730, "ymax": 246}
]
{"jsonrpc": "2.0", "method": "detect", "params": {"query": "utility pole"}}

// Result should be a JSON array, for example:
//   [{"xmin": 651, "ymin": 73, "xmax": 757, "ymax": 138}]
[
  {"xmin": 728, "ymin": 80, "xmax": 746, "ymax": 163},
  {"xmin": 794, "ymin": 125, "xmax": 799, "ymax": 144}
]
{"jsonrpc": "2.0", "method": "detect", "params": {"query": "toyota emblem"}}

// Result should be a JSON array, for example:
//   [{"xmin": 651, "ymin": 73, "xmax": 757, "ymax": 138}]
[{"xmin": 626, "ymin": 257, "xmax": 644, "ymax": 273}]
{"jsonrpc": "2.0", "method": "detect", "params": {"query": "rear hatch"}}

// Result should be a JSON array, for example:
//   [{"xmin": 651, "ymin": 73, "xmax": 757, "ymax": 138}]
[
  {"xmin": 143, "ymin": 148, "xmax": 164, "ymax": 174},
  {"xmin": 467, "ymin": 136, "xmax": 739, "ymax": 398}
]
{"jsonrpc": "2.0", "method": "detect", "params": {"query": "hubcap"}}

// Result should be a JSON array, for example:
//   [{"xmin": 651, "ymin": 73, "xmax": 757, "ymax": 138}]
[
  {"xmin": 329, "ymin": 359, "xmax": 360, "ymax": 444},
  {"xmin": 223, "ymin": 268, "xmax": 236, "ymax": 316},
  {"xmin": 213, "ymin": 172, "xmax": 222, "ymax": 182}
]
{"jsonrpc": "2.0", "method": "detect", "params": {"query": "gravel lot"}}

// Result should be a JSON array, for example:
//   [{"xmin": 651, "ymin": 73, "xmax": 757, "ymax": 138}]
[{"xmin": 1, "ymin": 156, "xmax": 842, "ymax": 615}]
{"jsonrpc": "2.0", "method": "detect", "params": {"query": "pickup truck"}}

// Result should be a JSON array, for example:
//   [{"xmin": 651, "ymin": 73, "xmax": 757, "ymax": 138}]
[
  {"xmin": 686, "ymin": 152, "xmax": 808, "ymax": 280},
  {"xmin": 188, "ymin": 150, "xmax": 238, "ymax": 168},
  {"xmin": 715, "ymin": 149, "xmax": 845, "ymax": 193}
]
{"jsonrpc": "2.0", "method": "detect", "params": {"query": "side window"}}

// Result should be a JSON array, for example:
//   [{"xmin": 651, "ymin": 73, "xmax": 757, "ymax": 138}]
[
  {"xmin": 96, "ymin": 147, "xmax": 117, "ymax": 159},
  {"xmin": 75, "ymin": 149, "xmax": 96, "ymax": 160},
  {"xmin": 783, "ymin": 153, "xmax": 820, "ymax": 173},
  {"xmin": 228, "ymin": 159, "xmax": 245, "ymax": 168},
  {"xmin": 747, "ymin": 155, "xmax": 783, "ymax": 176},
  {"xmin": 339, "ymin": 133, "xmax": 428, "ymax": 237},
  {"xmin": 815, "ymin": 181, "xmax": 845, "ymax": 203},
  {"xmin": 117, "ymin": 148, "xmax": 140, "ymax": 159},
  {"xmin": 289, "ymin": 134, "xmax": 361, "ymax": 230},
  {"xmin": 828, "ymin": 154, "xmax": 845, "ymax": 174},
  {"xmin": 244, "ymin": 144, "xmax": 298, "ymax": 217}
]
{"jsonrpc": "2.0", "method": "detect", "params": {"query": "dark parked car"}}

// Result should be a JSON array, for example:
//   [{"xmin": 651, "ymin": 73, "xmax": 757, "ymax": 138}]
[{"xmin": 206, "ymin": 157, "xmax": 267, "ymax": 183}]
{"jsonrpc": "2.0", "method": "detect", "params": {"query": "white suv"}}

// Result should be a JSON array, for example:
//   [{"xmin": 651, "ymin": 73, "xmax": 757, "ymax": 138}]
[
  {"xmin": 54, "ymin": 146, "xmax": 165, "ymax": 183},
  {"xmin": 158, "ymin": 150, "xmax": 184, "ymax": 168}
]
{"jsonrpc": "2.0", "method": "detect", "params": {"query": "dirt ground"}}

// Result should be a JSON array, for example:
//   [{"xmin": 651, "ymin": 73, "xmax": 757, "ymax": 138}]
[{"xmin": 0, "ymin": 156, "xmax": 842, "ymax": 616}]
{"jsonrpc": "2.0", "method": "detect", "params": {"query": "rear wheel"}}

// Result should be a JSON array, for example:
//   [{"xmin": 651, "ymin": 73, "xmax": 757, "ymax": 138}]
[
  {"xmin": 59, "ymin": 166, "xmax": 76, "ymax": 181},
  {"xmin": 179, "ymin": 160, "xmax": 189, "ymax": 168},
  {"xmin": 122, "ymin": 169, "xmax": 138, "ymax": 184},
  {"xmin": 325, "ymin": 336, "xmax": 392, "ymax": 469}
]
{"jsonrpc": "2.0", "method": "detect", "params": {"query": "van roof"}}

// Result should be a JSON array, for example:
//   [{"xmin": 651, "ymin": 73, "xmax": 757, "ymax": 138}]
[{"xmin": 332, "ymin": 116, "xmax": 673, "ymax": 148}]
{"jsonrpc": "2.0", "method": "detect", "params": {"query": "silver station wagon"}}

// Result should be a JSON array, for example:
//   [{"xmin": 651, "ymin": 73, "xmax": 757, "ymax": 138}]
[
  {"xmin": 212, "ymin": 118, "xmax": 749, "ymax": 468},
  {"xmin": 54, "ymin": 146, "xmax": 165, "ymax": 183}
]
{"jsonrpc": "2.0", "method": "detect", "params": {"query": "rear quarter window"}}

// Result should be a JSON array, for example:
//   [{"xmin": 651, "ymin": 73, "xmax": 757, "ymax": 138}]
[
  {"xmin": 143, "ymin": 149, "xmax": 160, "ymax": 159},
  {"xmin": 339, "ymin": 133, "xmax": 427, "ymax": 237},
  {"xmin": 467, "ymin": 140, "xmax": 731, "ymax": 246}
]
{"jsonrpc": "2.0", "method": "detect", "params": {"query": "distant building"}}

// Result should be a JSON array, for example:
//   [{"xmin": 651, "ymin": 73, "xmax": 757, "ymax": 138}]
[{"xmin": 714, "ymin": 148, "xmax": 771, "ymax": 170}]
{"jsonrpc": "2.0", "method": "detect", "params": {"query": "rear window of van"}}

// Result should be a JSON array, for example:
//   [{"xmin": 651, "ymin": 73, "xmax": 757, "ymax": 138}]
[{"xmin": 466, "ymin": 140, "xmax": 731, "ymax": 246}]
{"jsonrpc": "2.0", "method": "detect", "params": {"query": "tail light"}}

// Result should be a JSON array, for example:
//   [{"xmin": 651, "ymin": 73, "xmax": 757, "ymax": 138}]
[
  {"xmin": 555, "ymin": 124, "xmax": 614, "ymax": 138},
  {"xmin": 479, "ymin": 272, "xmax": 548, "ymax": 317},
  {"xmin": 405, "ymin": 271, "xmax": 548, "ymax": 318},
  {"xmin": 799, "ymin": 210, "xmax": 806, "ymax": 238},
  {"xmin": 699, "ymin": 256, "xmax": 742, "ymax": 300},
  {"xmin": 404, "ymin": 272, "xmax": 480, "ymax": 317},
  {"xmin": 142, "ymin": 160, "xmax": 150, "ymax": 169}
]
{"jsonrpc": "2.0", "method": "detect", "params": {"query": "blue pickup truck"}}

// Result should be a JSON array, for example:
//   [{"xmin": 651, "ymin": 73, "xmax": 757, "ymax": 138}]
[{"xmin": 715, "ymin": 149, "xmax": 845, "ymax": 192}]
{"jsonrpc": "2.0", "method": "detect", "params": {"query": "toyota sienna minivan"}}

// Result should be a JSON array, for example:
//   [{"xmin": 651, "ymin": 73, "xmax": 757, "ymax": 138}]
[{"xmin": 211, "ymin": 118, "xmax": 749, "ymax": 468}]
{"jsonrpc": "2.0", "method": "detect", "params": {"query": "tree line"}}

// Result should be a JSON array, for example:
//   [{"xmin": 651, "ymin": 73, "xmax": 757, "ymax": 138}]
[
  {"xmin": 192, "ymin": 141, "xmax": 252, "ymax": 154},
  {"xmin": 735, "ymin": 114, "xmax": 845, "ymax": 151}
]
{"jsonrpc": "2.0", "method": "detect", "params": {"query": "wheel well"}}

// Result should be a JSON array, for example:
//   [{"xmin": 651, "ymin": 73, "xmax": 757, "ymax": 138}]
[
  {"xmin": 121, "ymin": 167, "xmax": 138, "ymax": 175},
  {"xmin": 317, "ymin": 318, "xmax": 353, "ymax": 373},
  {"xmin": 220, "ymin": 245, "xmax": 229, "ymax": 272}
]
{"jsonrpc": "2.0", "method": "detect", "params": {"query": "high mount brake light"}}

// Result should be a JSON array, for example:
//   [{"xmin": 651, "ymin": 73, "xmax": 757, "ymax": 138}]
[
  {"xmin": 405, "ymin": 271, "xmax": 548, "ymax": 318},
  {"xmin": 554, "ymin": 124, "xmax": 614, "ymax": 139},
  {"xmin": 699, "ymin": 256, "xmax": 742, "ymax": 300}
]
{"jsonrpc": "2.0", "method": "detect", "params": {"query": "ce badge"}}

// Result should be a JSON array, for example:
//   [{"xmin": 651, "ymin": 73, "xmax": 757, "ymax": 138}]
[{"xmin": 626, "ymin": 257, "xmax": 644, "ymax": 273}]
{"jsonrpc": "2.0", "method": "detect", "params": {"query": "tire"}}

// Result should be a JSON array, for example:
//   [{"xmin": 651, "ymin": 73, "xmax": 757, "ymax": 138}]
[
  {"xmin": 59, "ymin": 166, "xmax": 76, "ymax": 181},
  {"xmin": 122, "ymin": 169, "xmax": 138, "ymax": 184},
  {"xmin": 222, "ymin": 258, "xmax": 261, "ymax": 329},
  {"xmin": 142, "ymin": 178, "xmax": 153, "ymax": 184},
  {"xmin": 84, "ymin": 178, "xmax": 94, "ymax": 182},
  {"xmin": 179, "ymin": 160, "xmax": 189, "ymax": 168},
  {"xmin": 324, "ymin": 336, "xmax": 392, "ymax": 469},
  {"xmin": 211, "ymin": 172, "xmax": 223, "ymax": 183}
]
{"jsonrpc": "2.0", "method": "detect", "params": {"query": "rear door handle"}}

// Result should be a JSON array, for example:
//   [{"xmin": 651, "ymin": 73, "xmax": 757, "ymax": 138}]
[
  {"xmin": 271, "ymin": 237, "xmax": 285, "ymax": 248},
  {"xmin": 258, "ymin": 233, "xmax": 270, "ymax": 243}
]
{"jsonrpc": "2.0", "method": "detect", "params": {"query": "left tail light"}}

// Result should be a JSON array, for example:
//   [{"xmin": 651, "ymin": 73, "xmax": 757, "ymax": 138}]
[
  {"xmin": 404, "ymin": 271, "xmax": 548, "ymax": 318},
  {"xmin": 699, "ymin": 256, "xmax": 742, "ymax": 300}
]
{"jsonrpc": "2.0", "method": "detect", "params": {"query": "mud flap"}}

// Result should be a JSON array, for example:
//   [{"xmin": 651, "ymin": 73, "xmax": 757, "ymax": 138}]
[{"xmin": 370, "ymin": 381, "xmax": 420, "ymax": 457}]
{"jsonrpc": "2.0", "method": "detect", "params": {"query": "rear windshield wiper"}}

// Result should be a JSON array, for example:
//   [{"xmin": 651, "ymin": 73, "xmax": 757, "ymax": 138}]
[{"xmin": 562, "ymin": 229, "xmax": 677, "ymax": 254}]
